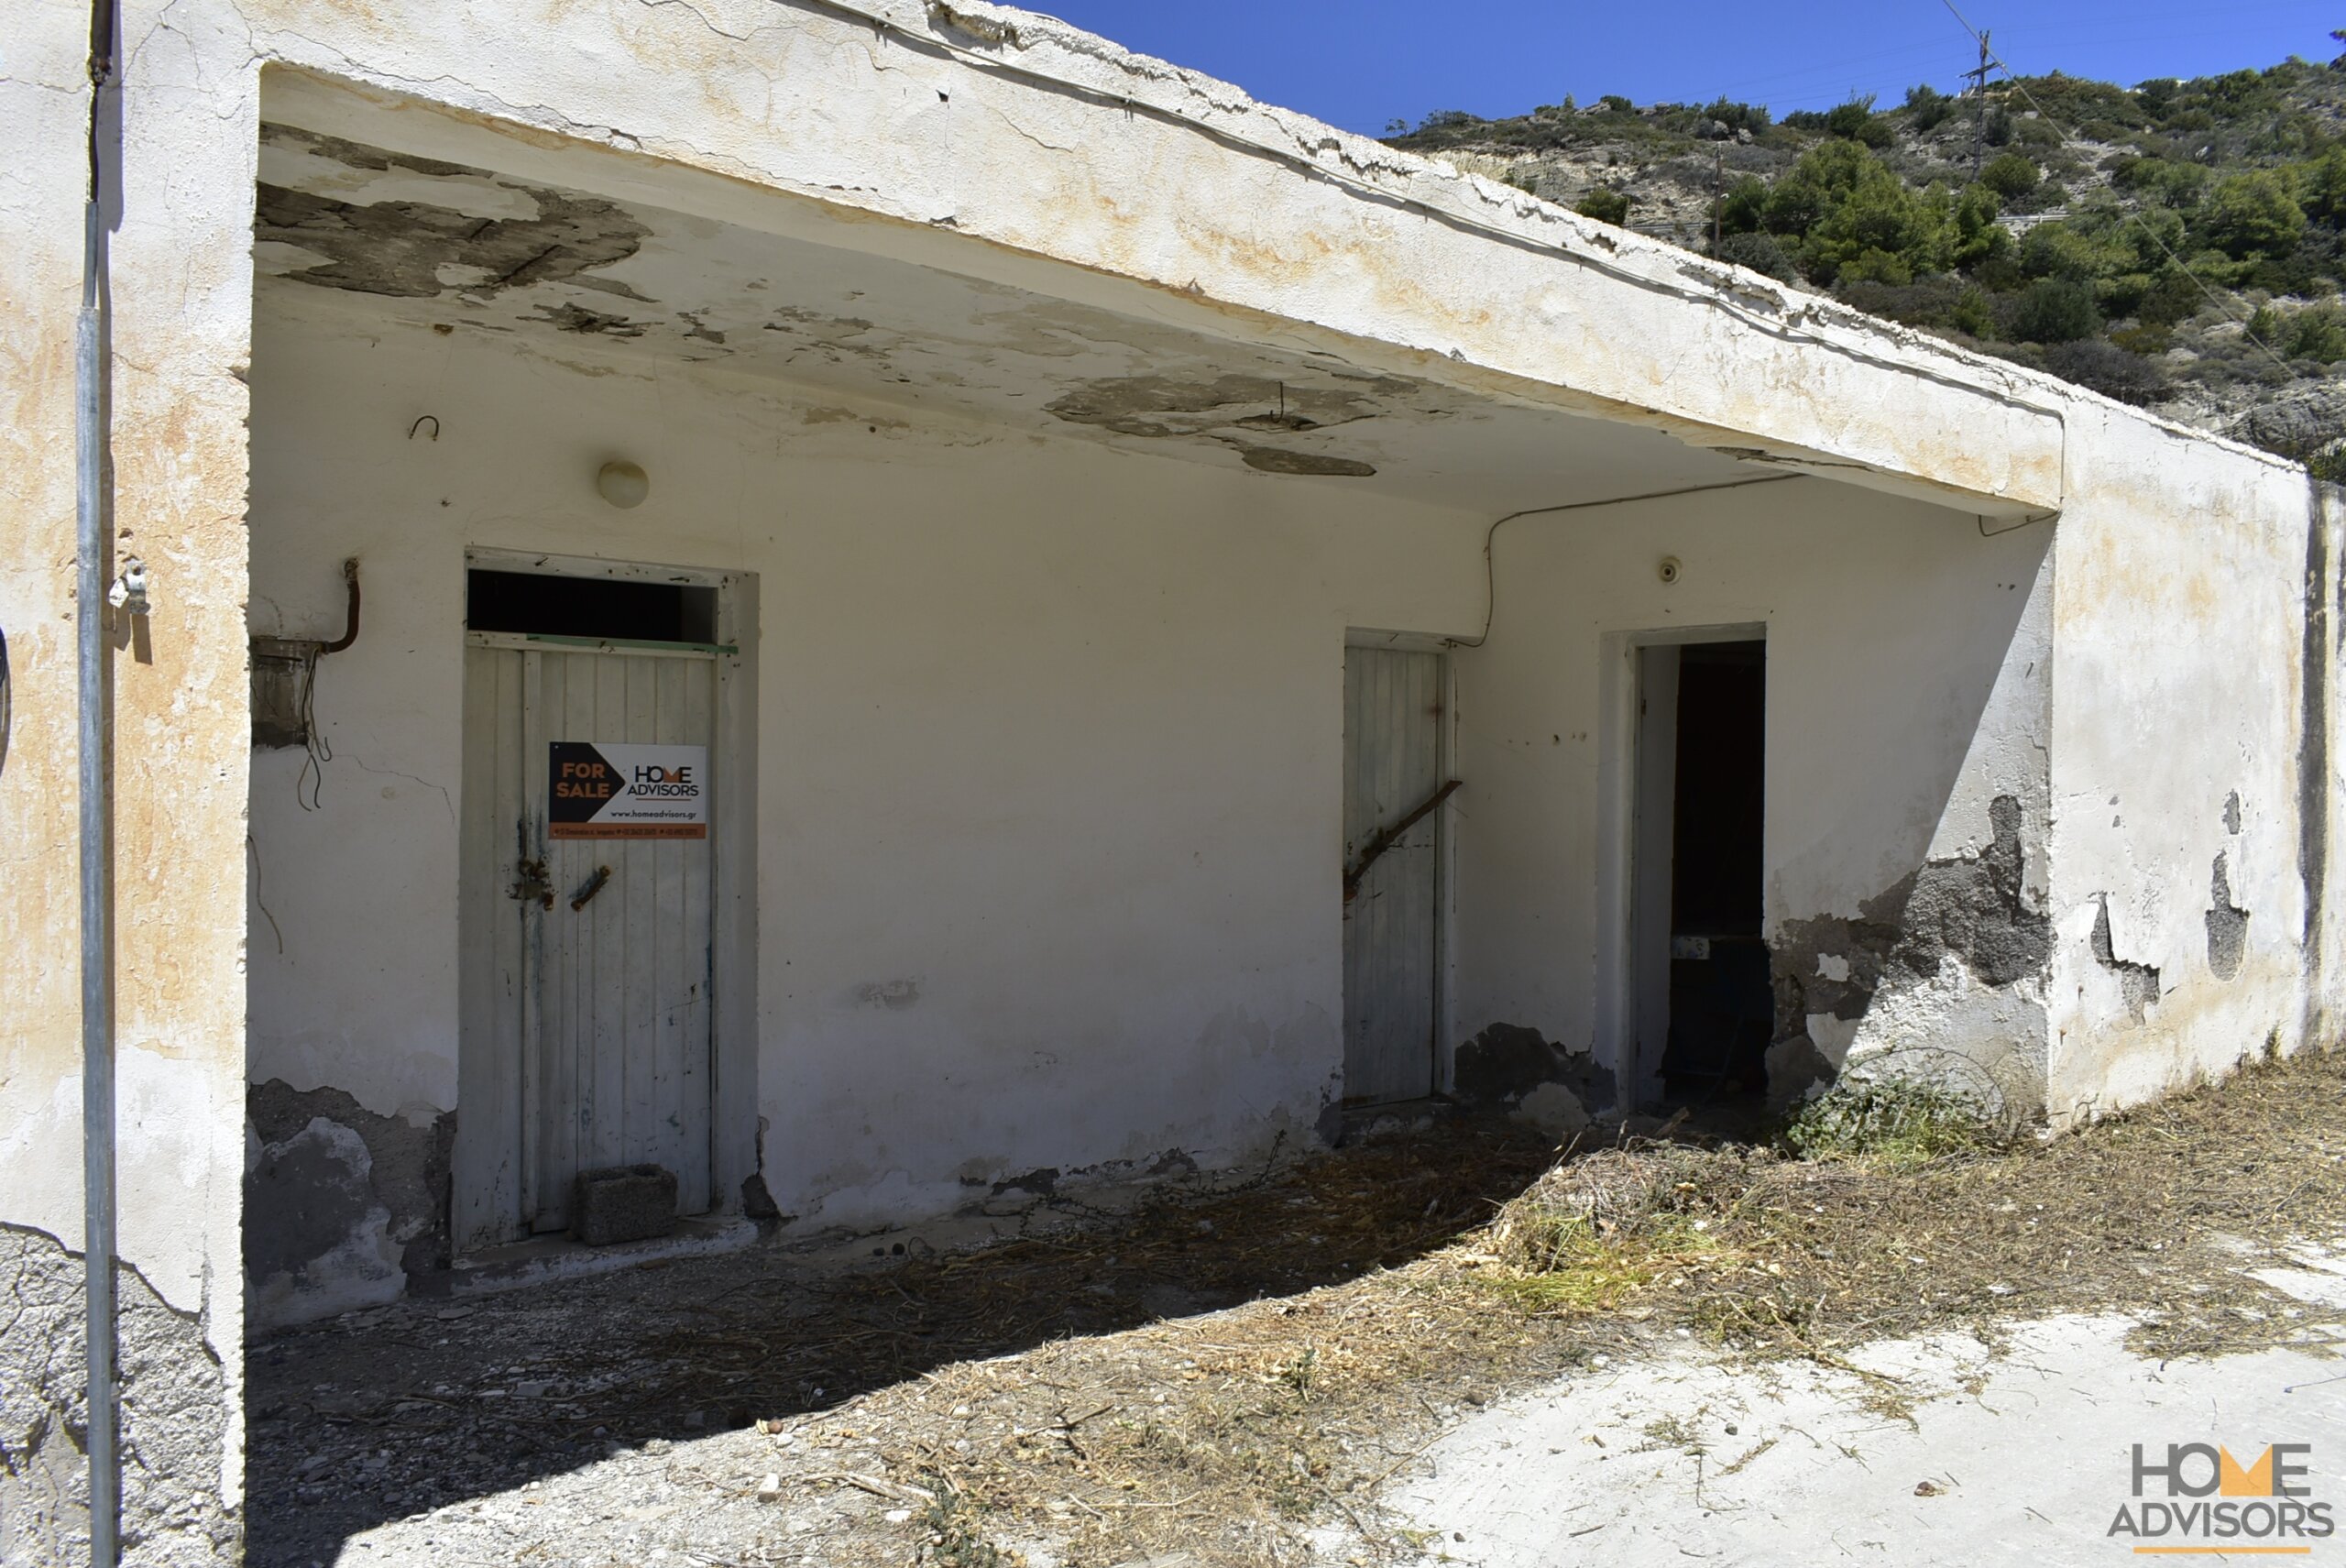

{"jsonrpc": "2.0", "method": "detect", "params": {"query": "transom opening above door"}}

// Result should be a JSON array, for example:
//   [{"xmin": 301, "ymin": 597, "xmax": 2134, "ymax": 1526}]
[{"xmin": 468, "ymin": 567, "xmax": 718, "ymax": 645}]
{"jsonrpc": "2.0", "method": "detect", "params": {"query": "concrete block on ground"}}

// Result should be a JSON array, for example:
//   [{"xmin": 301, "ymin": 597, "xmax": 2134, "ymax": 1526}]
[{"xmin": 571, "ymin": 1164, "xmax": 678, "ymax": 1245}]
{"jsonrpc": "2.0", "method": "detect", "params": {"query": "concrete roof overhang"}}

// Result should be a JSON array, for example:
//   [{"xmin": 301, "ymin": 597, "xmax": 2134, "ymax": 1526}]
[
  {"xmin": 257, "ymin": 86, "xmax": 1760, "ymax": 515},
  {"xmin": 253, "ymin": 5, "xmax": 2066, "ymax": 522}
]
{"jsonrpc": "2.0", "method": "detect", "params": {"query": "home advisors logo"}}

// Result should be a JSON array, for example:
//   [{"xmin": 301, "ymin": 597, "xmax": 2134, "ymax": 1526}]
[
  {"xmin": 548, "ymin": 741, "xmax": 709, "ymax": 840},
  {"xmin": 2110, "ymin": 1442, "xmax": 2332, "ymax": 1553}
]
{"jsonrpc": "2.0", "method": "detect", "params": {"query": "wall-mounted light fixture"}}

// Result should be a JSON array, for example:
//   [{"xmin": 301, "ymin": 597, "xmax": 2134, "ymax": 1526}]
[{"xmin": 597, "ymin": 460, "xmax": 650, "ymax": 510}]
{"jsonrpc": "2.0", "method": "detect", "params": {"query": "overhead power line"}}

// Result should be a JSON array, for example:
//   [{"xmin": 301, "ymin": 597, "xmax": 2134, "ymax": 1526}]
[{"xmin": 1934, "ymin": 0, "xmax": 2294, "ymax": 371}]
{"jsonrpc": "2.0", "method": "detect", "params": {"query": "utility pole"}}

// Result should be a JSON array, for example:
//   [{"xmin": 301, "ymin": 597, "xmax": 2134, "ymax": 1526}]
[
  {"xmin": 1964, "ymin": 28, "xmax": 1993, "ymax": 179},
  {"xmin": 1712, "ymin": 150, "xmax": 1724, "ymax": 256}
]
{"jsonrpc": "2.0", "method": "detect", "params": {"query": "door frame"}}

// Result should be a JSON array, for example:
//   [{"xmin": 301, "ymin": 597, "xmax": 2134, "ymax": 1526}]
[
  {"xmin": 453, "ymin": 546, "xmax": 760, "ymax": 1254},
  {"xmin": 1595, "ymin": 621, "xmax": 1766, "ymax": 1111},
  {"xmin": 1342, "ymin": 629, "xmax": 1458, "ymax": 1101}
]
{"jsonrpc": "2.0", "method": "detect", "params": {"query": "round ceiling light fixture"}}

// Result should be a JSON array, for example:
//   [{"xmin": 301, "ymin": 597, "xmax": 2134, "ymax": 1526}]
[{"xmin": 596, "ymin": 460, "xmax": 651, "ymax": 510}]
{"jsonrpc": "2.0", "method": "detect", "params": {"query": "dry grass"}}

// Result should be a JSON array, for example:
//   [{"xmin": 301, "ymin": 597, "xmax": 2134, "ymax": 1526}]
[
  {"xmin": 255, "ymin": 1050, "xmax": 2346, "ymax": 1567},
  {"xmin": 783, "ymin": 1049, "xmax": 2346, "ymax": 1565}
]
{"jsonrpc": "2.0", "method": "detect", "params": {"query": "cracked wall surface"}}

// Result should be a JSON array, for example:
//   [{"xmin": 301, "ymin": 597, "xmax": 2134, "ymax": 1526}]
[
  {"xmin": 4, "ymin": 4, "xmax": 255, "ymax": 1560},
  {"xmin": 1769, "ymin": 792, "xmax": 2052, "ymax": 1115},
  {"xmin": 5, "ymin": 1, "xmax": 2340, "ymax": 1552},
  {"xmin": 244, "ymin": 1083, "xmax": 455, "ymax": 1332},
  {"xmin": 0, "ymin": 1227, "xmax": 235, "ymax": 1568},
  {"xmin": 2046, "ymin": 422, "xmax": 2346, "ymax": 1124},
  {"xmin": 1452, "ymin": 478, "xmax": 2058, "ymax": 1117}
]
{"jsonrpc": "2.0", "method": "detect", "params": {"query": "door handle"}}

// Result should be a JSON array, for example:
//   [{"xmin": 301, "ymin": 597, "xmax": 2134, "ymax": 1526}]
[
  {"xmin": 568, "ymin": 865, "xmax": 612, "ymax": 912},
  {"xmin": 510, "ymin": 857, "xmax": 553, "ymax": 909}
]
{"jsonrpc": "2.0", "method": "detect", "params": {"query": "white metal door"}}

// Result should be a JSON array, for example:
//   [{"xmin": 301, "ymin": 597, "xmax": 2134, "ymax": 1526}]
[
  {"xmin": 466, "ymin": 641, "xmax": 717, "ymax": 1235},
  {"xmin": 1343, "ymin": 646, "xmax": 1443, "ymax": 1103}
]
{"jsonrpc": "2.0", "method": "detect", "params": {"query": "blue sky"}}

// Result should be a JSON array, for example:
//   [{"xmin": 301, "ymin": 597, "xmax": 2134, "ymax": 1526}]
[{"xmin": 1028, "ymin": 3, "xmax": 2344, "ymax": 135}]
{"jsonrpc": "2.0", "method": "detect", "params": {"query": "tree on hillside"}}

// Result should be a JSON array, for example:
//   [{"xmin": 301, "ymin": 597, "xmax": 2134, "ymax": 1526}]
[
  {"xmin": 1576, "ymin": 187, "xmax": 1630, "ymax": 226},
  {"xmin": 2197, "ymin": 170, "xmax": 2307, "ymax": 261}
]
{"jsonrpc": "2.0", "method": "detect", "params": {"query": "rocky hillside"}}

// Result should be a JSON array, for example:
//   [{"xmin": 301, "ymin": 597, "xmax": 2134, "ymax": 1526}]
[{"xmin": 1386, "ymin": 51, "xmax": 2346, "ymax": 476}]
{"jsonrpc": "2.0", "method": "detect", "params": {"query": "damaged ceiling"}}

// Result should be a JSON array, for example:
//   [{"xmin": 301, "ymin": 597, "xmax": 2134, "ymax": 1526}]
[{"xmin": 253, "ymin": 123, "xmax": 1746, "ymax": 510}]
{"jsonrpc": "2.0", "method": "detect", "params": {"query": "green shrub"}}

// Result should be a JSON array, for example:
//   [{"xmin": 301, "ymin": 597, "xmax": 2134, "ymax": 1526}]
[
  {"xmin": 2136, "ymin": 265, "xmax": 2206, "ymax": 326},
  {"xmin": 1952, "ymin": 184, "xmax": 2012, "ymax": 268},
  {"xmin": 1576, "ymin": 186, "xmax": 1631, "ymax": 225},
  {"xmin": 2012, "ymin": 277, "xmax": 2102, "ymax": 342},
  {"xmin": 2045, "ymin": 338, "xmax": 2168, "ymax": 402},
  {"xmin": 2197, "ymin": 170, "xmax": 2308, "ymax": 260},
  {"xmin": 2302, "ymin": 150, "xmax": 2346, "ymax": 227},
  {"xmin": 2116, "ymin": 157, "xmax": 2209, "ymax": 210},
  {"xmin": 1979, "ymin": 152, "xmax": 2042, "ymax": 200},
  {"xmin": 1703, "ymin": 97, "xmax": 1770, "ymax": 136},
  {"xmin": 1950, "ymin": 285, "xmax": 1998, "ymax": 338},
  {"xmin": 1714, "ymin": 230, "xmax": 1799, "ymax": 281},
  {"xmin": 1717, "ymin": 175, "xmax": 1770, "ymax": 236},
  {"xmin": 1824, "ymin": 94, "xmax": 1879, "ymax": 141},
  {"xmin": 2286, "ymin": 305, "xmax": 2346, "ymax": 363},
  {"xmin": 1905, "ymin": 83, "xmax": 1953, "ymax": 132},
  {"xmin": 2020, "ymin": 220, "xmax": 2128, "ymax": 281}
]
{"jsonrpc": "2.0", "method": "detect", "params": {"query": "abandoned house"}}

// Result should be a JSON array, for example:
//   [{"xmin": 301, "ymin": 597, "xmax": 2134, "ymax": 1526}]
[{"xmin": 4, "ymin": 0, "xmax": 2344, "ymax": 1560}]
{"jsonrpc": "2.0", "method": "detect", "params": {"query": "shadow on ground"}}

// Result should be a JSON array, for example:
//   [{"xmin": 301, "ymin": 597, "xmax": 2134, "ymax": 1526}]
[{"xmin": 244, "ymin": 1116, "xmax": 1561, "ymax": 1568}]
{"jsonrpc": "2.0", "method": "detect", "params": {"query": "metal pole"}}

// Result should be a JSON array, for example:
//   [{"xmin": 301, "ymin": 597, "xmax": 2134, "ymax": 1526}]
[{"xmin": 78, "ymin": 2, "xmax": 119, "ymax": 1563}]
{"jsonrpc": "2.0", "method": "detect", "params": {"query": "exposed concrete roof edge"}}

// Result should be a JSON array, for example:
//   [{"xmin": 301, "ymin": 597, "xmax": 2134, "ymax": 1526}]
[{"xmin": 875, "ymin": 0, "xmax": 2307, "ymax": 480}]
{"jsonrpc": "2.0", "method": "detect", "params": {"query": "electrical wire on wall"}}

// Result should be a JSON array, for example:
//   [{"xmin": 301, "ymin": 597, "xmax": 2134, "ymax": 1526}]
[
  {"xmin": 253, "ymin": 557, "xmax": 362, "ymax": 810},
  {"xmin": 293, "ymin": 647, "xmax": 336, "ymax": 811},
  {"xmin": 1447, "ymin": 475, "xmax": 1804, "ymax": 649}
]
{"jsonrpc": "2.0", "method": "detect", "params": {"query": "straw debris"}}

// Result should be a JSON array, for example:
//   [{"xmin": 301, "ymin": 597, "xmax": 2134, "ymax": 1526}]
[
  {"xmin": 834, "ymin": 1050, "xmax": 2346, "ymax": 1563},
  {"xmin": 252, "ymin": 1049, "xmax": 2346, "ymax": 1568}
]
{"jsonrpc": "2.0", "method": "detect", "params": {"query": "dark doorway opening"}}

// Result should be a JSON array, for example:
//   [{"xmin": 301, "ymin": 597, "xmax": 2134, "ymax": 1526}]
[{"xmin": 1659, "ymin": 640, "xmax": 1770, "ymax": 1101}]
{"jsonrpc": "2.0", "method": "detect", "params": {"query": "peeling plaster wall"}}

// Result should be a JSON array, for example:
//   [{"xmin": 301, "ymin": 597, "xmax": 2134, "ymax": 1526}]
[
  {"xmin": 6, "ymin": 0, "xmax": 2343, "ymax": 1550},
  {"xmin": 0, "ymin": 1227, "xmax": 235, "ymax": 1567},
  {"xmin": 2045, "ymin": 421, "xmax": 2343, "ymax": 1124},
  {"xmin": 228, "ymin": 0, "xmax": 2070, "ymax": 519},
  {"xmin": 3, "ymin": 5, "xmax": 254, "ymax": 1562},
  {"xmin": 1450, "ymin": 480, "xmax": 2056, "ymax": 1115},
  {"xmin": 245, "ymin": 292, "xmax": 1486, "ymax": 1317}
]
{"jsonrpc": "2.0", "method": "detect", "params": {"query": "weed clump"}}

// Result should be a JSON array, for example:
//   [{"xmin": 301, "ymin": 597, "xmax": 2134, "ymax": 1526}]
[
  {"xmin": 1479, "ymin": 1146, "xmax": 1760, "ymax": 1312},
  {"xmin": 1781, "ymin": 1077, "xmax": 2006, "ymax": 1164}
]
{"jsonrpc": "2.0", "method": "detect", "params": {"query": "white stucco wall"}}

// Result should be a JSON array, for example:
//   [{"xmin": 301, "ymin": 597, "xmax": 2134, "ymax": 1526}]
[
  {"xmin": 249, "ymin": 273, "xmax": 2088, "ymax": 1314},
  {"xmin": 3, "ymin": 5, "xmax": 255, "ymax": 1559},
  {"xmin": 2045, "ymin": 416, "xmax": 2346, "ymax": 1122},
  {"xmin": 6, "ymin": 0, "xmax": 2340, "ymax": 1553},
  {"xmin": 1450, "ymin": 477, "xmax": 2055, "ymax": 1110},
  {"xmin": 245, "ymin": 294, "xmax": 1488, "ymax": 1253}
]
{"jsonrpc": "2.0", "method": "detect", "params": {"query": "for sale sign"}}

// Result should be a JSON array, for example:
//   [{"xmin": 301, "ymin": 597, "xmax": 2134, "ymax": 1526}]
[{"xmin": 549, "ymin": 742, "xmax": 708, "ymax": 839}]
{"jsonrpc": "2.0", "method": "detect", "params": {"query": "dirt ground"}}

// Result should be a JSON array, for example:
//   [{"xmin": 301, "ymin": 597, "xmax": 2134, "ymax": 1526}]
[{"xmin": 247, "ymin": 1049, "xmax": 2346, "ymax": 1567}]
